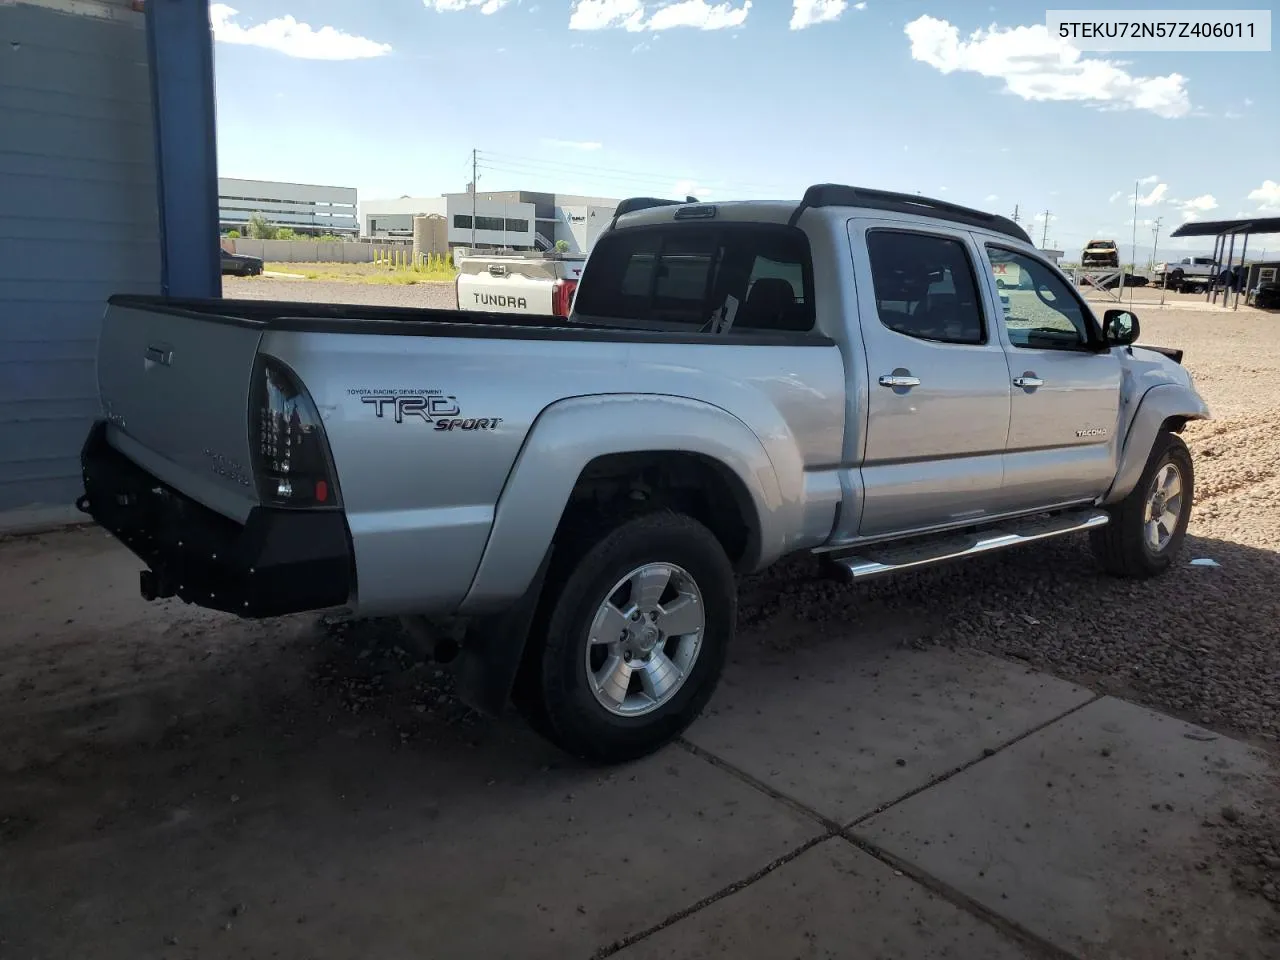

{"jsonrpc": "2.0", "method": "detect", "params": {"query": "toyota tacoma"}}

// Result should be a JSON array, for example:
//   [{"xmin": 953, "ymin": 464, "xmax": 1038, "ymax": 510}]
[{"xmin": 79, "ymin": 185, "xmax": 1209, "ymax": 763}]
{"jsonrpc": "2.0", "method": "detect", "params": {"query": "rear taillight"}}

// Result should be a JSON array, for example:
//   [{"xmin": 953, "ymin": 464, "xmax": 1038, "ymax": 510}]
[
  {"xmin": 249, "ymin": 355, "xmax": 340, "ymax": 509},
  {"xmin": 552, "ymin": 278, "xmax": 578, "ymax": 318}
]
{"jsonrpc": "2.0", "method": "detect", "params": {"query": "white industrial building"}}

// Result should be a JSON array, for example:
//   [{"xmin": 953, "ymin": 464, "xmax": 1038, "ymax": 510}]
[
  {"xmin": 362, "ymin": 190, "xmax": 619, "ymax": 253},
  {"xmin": 218, "ymin": 177, "xmax": 359, "ymax": 236}
]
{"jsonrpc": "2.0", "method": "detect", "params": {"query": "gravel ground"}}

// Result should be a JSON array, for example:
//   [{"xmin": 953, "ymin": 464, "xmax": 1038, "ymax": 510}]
[{"xmin": 224, "ymin": 275, "xmax": 458, "ymax": 310}]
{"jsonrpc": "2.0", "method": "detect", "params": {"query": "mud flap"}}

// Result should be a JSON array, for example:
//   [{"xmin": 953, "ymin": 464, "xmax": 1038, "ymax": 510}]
[{"xmin": 451, "ymin": 547, "xmax": 554, "ymax": 717}]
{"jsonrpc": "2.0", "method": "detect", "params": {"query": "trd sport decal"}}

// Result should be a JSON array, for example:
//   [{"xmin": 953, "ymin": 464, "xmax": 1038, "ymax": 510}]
[{"xmin": 350, "ymin": 389, "xmax": 502, "ymax": 431}]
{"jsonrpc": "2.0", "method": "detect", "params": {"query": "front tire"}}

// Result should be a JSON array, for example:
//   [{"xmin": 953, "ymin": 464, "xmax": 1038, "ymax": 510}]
[
  {"xmin": 521, "ymin": 511, "xmax": 735, "ymax": 764},
  {"xmin": 1090, "ymin": 432, "xmax": 1194, "ymax": 578}
]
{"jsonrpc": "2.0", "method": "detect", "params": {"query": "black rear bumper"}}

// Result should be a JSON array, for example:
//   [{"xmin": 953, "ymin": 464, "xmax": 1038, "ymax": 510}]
[{"xmin": 79, "ymin": 421, "xmax": 354, "ymax": 618}]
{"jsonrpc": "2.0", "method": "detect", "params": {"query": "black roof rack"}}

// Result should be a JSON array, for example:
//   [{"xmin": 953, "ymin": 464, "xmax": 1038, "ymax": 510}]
[
  {"xmin": 614, "ymin": 197, "xmax": 682, "ymax": 217},
  {"xmin": 608, "ymin": 195, "xmax": 700, "ymax": 233},
  {"xmin": 613, "ymin": 196, "xmax": 700, "ymax": 217},
  {"xmin": 787, "ymin": 184, "xmax": 1032, "ymax": 244}
]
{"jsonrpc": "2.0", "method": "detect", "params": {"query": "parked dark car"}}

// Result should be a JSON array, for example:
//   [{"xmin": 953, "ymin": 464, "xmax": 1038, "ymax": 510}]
[
  {"xmin": 1250, "ymin": 282, "xmax": 1280, "ymax": 310},
  {"xmin": 220, "ymin": 248, "xmax": 263, "ymax": 277}
]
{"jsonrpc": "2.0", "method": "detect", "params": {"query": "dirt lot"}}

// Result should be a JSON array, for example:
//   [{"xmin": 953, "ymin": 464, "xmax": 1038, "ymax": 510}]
[
  {"xmin": 225, "ymin": 274, "xmax": 458, "ymax": 309},
  {"xmin": 2, "ymin": 296, "xmax": 1279, "ymax": 957}
]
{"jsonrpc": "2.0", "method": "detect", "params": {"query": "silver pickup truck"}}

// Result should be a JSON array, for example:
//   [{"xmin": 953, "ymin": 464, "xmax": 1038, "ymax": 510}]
[{"xmin": 79, "ymin": 184, "xmax": 1209, "ymax": 763}]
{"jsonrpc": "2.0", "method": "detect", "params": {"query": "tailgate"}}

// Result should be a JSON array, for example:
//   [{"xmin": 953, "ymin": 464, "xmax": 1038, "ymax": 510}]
[
  {"xmin": 456, "ymin": 261, "xmax": 557, "ymax": 315},
  {"xmin": 97, "ymin": 300, "xmax": 263, "ymax": 522}
]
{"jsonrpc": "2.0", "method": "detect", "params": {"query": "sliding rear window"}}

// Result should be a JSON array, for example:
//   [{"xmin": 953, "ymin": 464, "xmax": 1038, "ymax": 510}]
[{"xmin": 573, "ymin": 222, "xmax": 816, "ymax": 334}]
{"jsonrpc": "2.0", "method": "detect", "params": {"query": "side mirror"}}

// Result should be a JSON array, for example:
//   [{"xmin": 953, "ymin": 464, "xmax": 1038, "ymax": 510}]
[{"xmin": 1103, "ymin": 309, "xmax": 1140, "ymax": 346}]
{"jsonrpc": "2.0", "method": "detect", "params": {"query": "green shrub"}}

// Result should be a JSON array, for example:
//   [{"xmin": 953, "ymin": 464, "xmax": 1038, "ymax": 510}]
[{"xmin": 247, "ymin": 213, "xmax": 277, "ymax": 240}]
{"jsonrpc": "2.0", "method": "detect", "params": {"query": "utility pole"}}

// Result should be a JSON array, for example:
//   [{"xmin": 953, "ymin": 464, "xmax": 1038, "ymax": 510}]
[
  {"xmin": 471, "ymin": 149, "xmax": 478, "ymax": 249},
  {"xmin": 1011, "ymin": 204, "xmax": 1020, "ymax": 225},
  {"xmin": 1130, "ymin": 179, "xmax": 1140, "ymax": 272},
  {"xmin": 1041, "ymin": 210, "xmax": 1051, "ymax": 248},
  {"xmin": 1150, "ymin": 217, "xmax": 1162, "ymax": 271}
]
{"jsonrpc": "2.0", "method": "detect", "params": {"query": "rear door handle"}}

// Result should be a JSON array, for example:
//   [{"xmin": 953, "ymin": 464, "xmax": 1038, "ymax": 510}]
[
  {"xmin": 1013, "ymin": 375, "xmax": 1044, "ymax": 389},
  {"xmin": 878, "ymin": 374, "xmax": 921, "ymax": 388},
  {"xmin": 144, "ymin": 345, "xmax": 172, "ymax": 367}
]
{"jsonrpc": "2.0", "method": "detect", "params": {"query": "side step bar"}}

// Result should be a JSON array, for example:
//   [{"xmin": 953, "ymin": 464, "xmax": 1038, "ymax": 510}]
[{"xmin": 827, "ymin": 509, "xmax": 1109, "ymax": 581}]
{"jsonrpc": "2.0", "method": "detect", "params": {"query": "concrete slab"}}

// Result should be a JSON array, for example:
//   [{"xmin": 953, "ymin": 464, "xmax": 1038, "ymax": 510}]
[
  {"xmin": 0, "ymin": 541, "xmax": 826, "ymax": 960},
  {"xmin": 686, "ymin": 642, "xmax": 1094, "ymax": 825},
  {"xmin": 0, "ymin": 714, "xmax": 824, "ymax": 960},
  {"xmin": 855, "ymin": 696, "xmax": 1276, "ymax": 959},
  {"xmin": 613, "ymin": 837, "xmax": 1035, "ymax": 960}
]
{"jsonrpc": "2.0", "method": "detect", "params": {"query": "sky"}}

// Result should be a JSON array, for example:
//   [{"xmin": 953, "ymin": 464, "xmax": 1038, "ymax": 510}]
[{"xmin": 210, "ymin": 0, "xmax": 1279, "ymax": 256}]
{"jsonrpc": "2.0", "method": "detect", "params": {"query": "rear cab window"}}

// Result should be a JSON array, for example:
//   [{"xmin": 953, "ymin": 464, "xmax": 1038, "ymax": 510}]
[{"xmin": 572, "ymin": 222, "xmax": 816, "ymax": 334}]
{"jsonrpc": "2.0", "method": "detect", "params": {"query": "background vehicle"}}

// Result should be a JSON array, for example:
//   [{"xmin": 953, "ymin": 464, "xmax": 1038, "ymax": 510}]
[
  {"xmin": 1081, "ymin": 239, "xmax": 1120, "ymax": 269},
  {"xmin": 1154, "ymin": 256, "xmax": 1216, "ymax": 292},
  {"xmin": 1249, "ymin": 282, "xmax": 1280, "ymax": 310},
  {"xmin": 455, "ymin": 251, "xmax": 585, "ymax": 318},
  {"xmin": 80, "ymin": 186, "xmax": 1209, "ymax": 764},
  {"xmin": 220, "ymin": 248, "xmax": 264, "ymax": 277}
]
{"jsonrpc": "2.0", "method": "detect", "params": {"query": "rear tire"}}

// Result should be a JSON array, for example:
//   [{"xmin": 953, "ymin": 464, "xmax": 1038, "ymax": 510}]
[
  {"xmin": 519, "ymin": 511, "xmax": 735, "ymax": 764},
  {"xmin": 1090, "ymin": 432, "xmax": 1193, "ymax": 579}
]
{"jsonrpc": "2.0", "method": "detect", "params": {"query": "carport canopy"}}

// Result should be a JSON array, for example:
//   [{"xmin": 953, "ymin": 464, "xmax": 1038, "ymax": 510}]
[{"xmin": 1169, "ymin": 216, "xmax": 1280, "ymax": 309}]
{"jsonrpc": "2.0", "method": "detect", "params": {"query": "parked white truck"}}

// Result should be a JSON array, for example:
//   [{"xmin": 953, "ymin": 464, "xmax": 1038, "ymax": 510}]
[
  {"xmin": 79, "ymin": 185, "xmax": 1209, "ymax": 763},
  {"xmin": 455, "ymin": 251, "xmax": 585, "ymax": 318},
  {"xmin": 1154, "ymin": 256, "xmax": 1217, "ymax": 293}
]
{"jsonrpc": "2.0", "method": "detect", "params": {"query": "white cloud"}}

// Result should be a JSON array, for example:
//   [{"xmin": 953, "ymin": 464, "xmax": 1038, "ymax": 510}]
[
  {"xmin": 1108, "ymin": 190, "xmax": 1125, "ymax": 203},
  {"xmin": 542, "ymin": 138, "xmax": 604, "ymax": 151},
  {"xmin": 985, "ymin": 193, "xmax": 999, "ymax": 202},
  {"xmin": 569, "ymin": 0, "xmax": 749, "ymax": 31},
  {"xmin": 1138, "ymin": 174, "xmax": 1160, "ymax": 185},
  {"xmin": 854, "ymin": 1, "xmax": 866, "ymax": 8},
  {"xmin": 1247, "ymin": 180, "xmax": 1280, "ymax": 213},
  {"xmin": 426, "ymin": 0, "xmax": 512, "ymax": 14},
  {"xmin": 209, "ymin": 4, "xmax": 391, "ymax": 59},
  {"xmin": 904, "ymin": 15, "xmax": 1190, "ymax": 118},
  {"xmin": 1177, "ymin": 194, "xmax": 1218, "ymax": 221},
  {"xmin": 646, "ymin": 0, "xmax": 750, "ymax": 30},
  {"xmin": 1244, "ymin": 97, "xmax": 1255, "ymax": 106},
  {"xmin": 790, "ymin": 0, "xmax": 845, "ymax": 30},
  {"xmin": 1132, "ymin": 183, "xmax": 1168, "ymax": 207},
  {"xmin": 570, "ymin": 0, "xmax": 646, "ymax": 30}
]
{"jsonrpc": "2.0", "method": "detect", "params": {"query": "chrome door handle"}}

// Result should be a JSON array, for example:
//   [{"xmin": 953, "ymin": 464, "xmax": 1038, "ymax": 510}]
[
  {"xmin": 878, "ymin": 375, "xmax": 921, "ymax": 388},
  {"xmin": 1013, "ymin": 376, "xmax": 1044, "ymax": 389}
]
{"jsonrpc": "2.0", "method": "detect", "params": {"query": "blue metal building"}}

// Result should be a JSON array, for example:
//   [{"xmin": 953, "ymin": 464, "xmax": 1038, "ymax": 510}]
[{"xmin": 0, "ymin": 0, "xmax": 217, "ymax": 530}]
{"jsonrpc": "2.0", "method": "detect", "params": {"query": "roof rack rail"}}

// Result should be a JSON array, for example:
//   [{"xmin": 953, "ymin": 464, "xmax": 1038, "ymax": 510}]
[
  {"xmin": 607, "ymin": 195, "xmax": 700, "ymax": 235},
  {"xmin": 787, "ymin": 183, "xmax": 1032, "ymax": 245},
  {"xmin": 614, "ymin": 197, "xmax": 683, "ymax": 217}
]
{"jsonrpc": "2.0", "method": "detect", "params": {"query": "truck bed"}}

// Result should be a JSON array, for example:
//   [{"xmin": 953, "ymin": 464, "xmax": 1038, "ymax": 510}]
[
  {"xmin": 112, "ymin": 294, "xmax": 827, "ymax": 345},
  {"xmin": 87, "ymin": 294, "xmax": 843, "ymax": 622}
]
